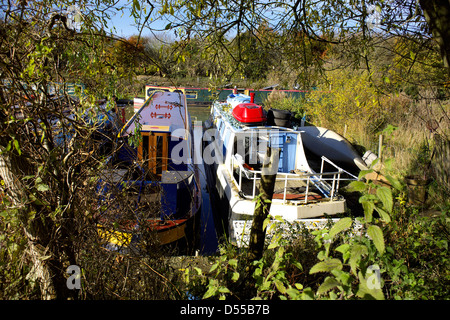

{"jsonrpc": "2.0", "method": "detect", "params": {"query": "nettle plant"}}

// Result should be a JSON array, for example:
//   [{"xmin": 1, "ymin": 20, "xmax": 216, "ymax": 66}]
[
  {"xmin": 297, "ymin": 163, "xmax": 404, "ymax": 300},
  {"xmin": 182, "ymin": 165, "xmax": 403, "ymax": 300}
]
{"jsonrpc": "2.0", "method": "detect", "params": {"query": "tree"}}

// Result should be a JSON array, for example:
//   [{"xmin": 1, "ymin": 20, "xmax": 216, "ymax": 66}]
[
  {"xmin": 247, "ymin": 147, "xmax": 280, "ymax": 262},
  {"xmin": 419, "ymin": 0, "xmax": 450, "ymax": 74},
  {"xmin": 107, "ymin": 35, "xmax": 147, "ymax": 74},
  {"xmin": 0, "ymin": 0, "xmax": 127, "ymax": 299},
  {"xmin": 156, "ymin": 0, "xmax": 449, "ymax": 80},
  {"xmin": 2, "ymin": 0, "xmax": 448, "ymax": 300},
  {"xmin": 154, "ymin": 0, "xmax": 450, "ymax": 263}
]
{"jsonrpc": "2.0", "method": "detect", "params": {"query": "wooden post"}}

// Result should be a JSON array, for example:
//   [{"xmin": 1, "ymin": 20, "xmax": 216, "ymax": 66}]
[{"xmin": 378, "ymin": 134, "xmax": 383, "ymax": 161}]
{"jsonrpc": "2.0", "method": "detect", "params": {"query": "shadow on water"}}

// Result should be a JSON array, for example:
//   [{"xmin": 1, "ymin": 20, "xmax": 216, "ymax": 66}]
[
  {"xmin": 191, "ymin": 106, "xmax": 224, "ymax": 255},
  {"xmin": 197, "ymin": 161, "xmax": 220, "ymax": 255}
]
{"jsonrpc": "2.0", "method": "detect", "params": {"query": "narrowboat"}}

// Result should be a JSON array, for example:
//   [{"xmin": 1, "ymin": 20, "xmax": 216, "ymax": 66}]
[
  {"xmin": 142, "ymin": 85, "xmax": 308, "ymax": 108},
  {"xmin": 204, "ymin": 93, "xmax": 360, "ymax": 246},
  {"xmin": 97, "ymin": 91, "xmax": 202, "ymax": 252}
]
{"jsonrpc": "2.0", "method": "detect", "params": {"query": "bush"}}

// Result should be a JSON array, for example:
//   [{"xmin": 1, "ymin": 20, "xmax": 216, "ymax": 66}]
[{"xmin": 181, "ymin": 164, "xmax": 449, "ymax": 300}]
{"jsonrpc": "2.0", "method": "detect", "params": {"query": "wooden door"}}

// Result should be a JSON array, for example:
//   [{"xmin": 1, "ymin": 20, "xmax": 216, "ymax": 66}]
[{"xmin": 138, "ymin": 132, "xmax": 169, "ymax": 178}]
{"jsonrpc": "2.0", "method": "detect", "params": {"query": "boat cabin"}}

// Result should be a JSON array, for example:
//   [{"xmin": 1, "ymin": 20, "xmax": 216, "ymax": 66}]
[
  {"xmin": 120, "ymin": 92, "xmax": 192, "ymax": 180},
  {"xmin": 98, "ymin": 91, "xmax": 201, "ymax": 248}
]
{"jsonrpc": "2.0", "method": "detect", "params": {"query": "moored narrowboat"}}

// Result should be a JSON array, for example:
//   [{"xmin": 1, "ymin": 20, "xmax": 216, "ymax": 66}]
[{"xmin": 97, "ymin": 91, "xmax": 202, "ymax": 252}]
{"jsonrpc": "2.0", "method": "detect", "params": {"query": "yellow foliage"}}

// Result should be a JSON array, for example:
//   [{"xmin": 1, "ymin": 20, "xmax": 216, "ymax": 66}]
[{"xmin": 305, "ymin": 70, "xmax": 382, "ymax": 131}]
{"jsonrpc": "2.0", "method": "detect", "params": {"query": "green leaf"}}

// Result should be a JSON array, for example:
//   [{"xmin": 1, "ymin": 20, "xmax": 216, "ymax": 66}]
[
  {"xmin": 286, "ymin": 287, "xmax": 301, "ymax": 299},
  {"xmin": 350, "ymin": 244, "xmax": 368, "ymax": 275},
  {"xmin": 132, "ymin": 0, "xmax": 140, "ymax": 11},
  {"xmin": 294, "ymin": 283, "xmax": 303, "ymax": 290},
  {"xmin": 385, "ymin": 175, "xmax": 403, "ymax": 191},
  {"xmin": 291, "ymin": 260, "xmax": 303, "ymax": 271},
  {"xmin": 336, "ymin": 243, "xmax": 350, "ymax": 255},
  {"xmin": 318, "ymin": 276, "xmax": 340, "ymax": 294},
  {"xmin": 367, "ymin": 225, "xmax": 385, "ymax": 254},
  {"xmin": 376, "ymin": 186, "xmax": 393, "ymax": 213},
  {"xmin": 274, "ymin": 279, "xmax": 287, "ymax": 294},
  {"xmin": 228, "ymin": 258, "xmax": 238, "ymax": 268},
  {"xmin": 36, "ymin": 183, "xmax": 50, "ymax": 192},
  {"xmin": 209, "ymin": 262, "xmax": 219, "ymax": 273},
  {"xmin": 262, "ymin": 216, "xmax": 271, "ymax": 231},
  {"xmin": 329, "ymin": 217, "xmax": 352, "ymax": 238},
  {"xmin": 356, "ymin": 271, "xmax": 385, "ymax": 300},
  {"xmin": 358, "ymin": 169, "xmax": 373, "ymax": 180},
  {"xmin": 203, "ymin": 279, "xmax": 218, "ymax": 299},
  {"xmin": 193, "ymin": 267, "xmax": 202, "ymax": 275},
  {"xmin": 331, "ymin": 269, "xmax": 352, "ymax": 286},
  {"xmin": 375, "ymin": 206, "xmax": 391, "ymax": 223},
  {"xmin": 310, "ymin": 258, "xmax": 343, "ymax": 274},
  {"xmin": 317, "ymin": 249, "xmax": 327, "ymax": 261},
  {"xmin": 361, "ymin": 200, "xmax": 374, "ymax": 222},
  {"xmin": 336, "ymin": 243, "xmax": 351, "ymax": 262},
  {"xmin": 267, "ymin": 240, "xmax": 279, "ymax": 250},
  {"xmin": 260, "ymin": 278, "xmax": 272, "ymax": 291},
  {"xmin": 13, "ymin": 139, "xmax": 21, "ymax": 155},
  {"xmin": 300, "ymin": 287, "xmax": 315, "ymax": 300},
  {"xmin": 202, "ymin": 288, "xmax": 216, "ymax": 299},
  {"xmin": 231, "ymin": 272, "xmax": 239, "ymax": 282},
  {"xmin": 5, "ymin": 140, "xmax": 12, "ymax": 152},
  {"xmin": 218, "ymin": 286, "xmax": 230, "ymax": 294},
  {"xmin": 348, "ymin": 180, "xmax": 366, "ymax": 192}
]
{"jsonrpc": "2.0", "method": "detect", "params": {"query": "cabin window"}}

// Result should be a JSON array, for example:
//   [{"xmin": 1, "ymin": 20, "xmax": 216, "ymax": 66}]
[
  {"xmin": 185, "ymin": 91, "xmax": 198, "ymax": 99},
  {"xmin": 233, "ymin": 133, "xmax": 263, "ymax": 170},
  {"xmin": 146, "ymin": 87, "xmax": 169, "ymax": 98},
  {"xmin": 245, "ymin": 136, "xmax": 258, "ymax": 165}
]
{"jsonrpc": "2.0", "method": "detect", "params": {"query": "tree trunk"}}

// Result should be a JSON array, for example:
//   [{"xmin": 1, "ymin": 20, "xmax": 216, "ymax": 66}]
[
  {"xmin": 419, "ymin": 0, "xmax": 450, "ymax": 75},
  {"xmin": 0, "ymin": 149, "xmax": 58, "ymax": 299},
  {"xmin": 247, "ymin": 146, "xmax": 280, "ymax": 262}
]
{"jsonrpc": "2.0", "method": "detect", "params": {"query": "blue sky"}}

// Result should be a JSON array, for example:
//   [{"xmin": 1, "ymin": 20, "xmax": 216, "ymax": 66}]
[{"xmin": 105, "ymin": 1, "xmax": 174, "ymax": 39}]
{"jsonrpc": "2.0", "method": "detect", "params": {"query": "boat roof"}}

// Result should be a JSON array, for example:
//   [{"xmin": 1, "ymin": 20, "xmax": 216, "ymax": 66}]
[
  {"xmin": 213, "ymin": 99, "xmax": 298, "ymax": 133},
  {"xmin": 119, "ymin": 91, "xmax": 189, "ymax": 138}
]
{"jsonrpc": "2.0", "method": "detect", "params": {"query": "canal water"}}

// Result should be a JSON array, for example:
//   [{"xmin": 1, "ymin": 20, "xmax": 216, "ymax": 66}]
[{"xmin": 190, "ymin": 106, "xmax": 222, "ymax": 256}]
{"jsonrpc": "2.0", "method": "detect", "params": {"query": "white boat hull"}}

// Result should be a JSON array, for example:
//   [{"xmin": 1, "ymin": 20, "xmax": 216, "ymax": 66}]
[
  {"xmin": 205, "ymin": 100, "xmax": 359, "ymax": 247},
  {"xmin": 214, "ymin": 162, "xmax": 347, "ymax": 246}
]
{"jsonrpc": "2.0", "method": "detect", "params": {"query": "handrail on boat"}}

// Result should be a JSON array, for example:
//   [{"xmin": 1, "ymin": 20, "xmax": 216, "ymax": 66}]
[
  {"xmin": 230, "ymin": 154, "xmax": 357, "ymax": 205},
  {"xmin": 320, "ymin": 156, "xmax": 359, "ymax": 180}
]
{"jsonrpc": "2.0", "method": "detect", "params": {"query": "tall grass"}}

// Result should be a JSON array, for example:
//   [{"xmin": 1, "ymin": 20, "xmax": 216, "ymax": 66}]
[{"xmin": 266, "ymin": 69, "xmax": 449, "ymax": 208}]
